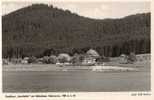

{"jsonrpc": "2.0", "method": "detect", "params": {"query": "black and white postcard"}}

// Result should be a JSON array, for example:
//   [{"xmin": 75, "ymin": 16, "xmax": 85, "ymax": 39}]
[{"xmin": 1, "ymin": 0, "xmax": 153, "ymax": 99}]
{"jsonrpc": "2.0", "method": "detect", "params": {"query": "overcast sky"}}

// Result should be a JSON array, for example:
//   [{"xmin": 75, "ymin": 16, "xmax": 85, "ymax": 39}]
[{"xmin": 2, "ymin": 1, "xmax": 150, "ymax": 19}]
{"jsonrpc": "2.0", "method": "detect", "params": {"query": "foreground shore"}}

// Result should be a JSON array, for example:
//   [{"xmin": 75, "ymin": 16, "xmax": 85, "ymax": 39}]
[
  {"xmin": 3, "ymin": 61, "xmax": 150, "ymax": 92},
  {"xmin": 3, "ymin": 61, "xmax": 150, "ymax": 72}
]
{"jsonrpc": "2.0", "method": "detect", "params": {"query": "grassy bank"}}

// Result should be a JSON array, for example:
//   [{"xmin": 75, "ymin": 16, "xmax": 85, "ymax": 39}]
[{"xmin": 3, "ymin": 61, "xmax": 150, "ymax": 72}]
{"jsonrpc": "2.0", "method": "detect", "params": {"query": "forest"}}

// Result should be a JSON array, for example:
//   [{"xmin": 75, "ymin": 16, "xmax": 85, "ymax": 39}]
[{"xmin": 2, "ymin": 4, "xmax": 151, "ymax": 58}]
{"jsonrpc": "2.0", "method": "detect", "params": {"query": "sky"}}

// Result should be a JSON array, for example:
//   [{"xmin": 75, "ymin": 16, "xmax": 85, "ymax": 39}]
[{"xmin": 2, "ymin": 1, "xmax": 150, "ymax": 19}]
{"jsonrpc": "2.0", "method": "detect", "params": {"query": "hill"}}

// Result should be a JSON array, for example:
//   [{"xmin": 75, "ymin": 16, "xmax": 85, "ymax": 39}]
[{"xmin": 2, "ymin": 4, "xmax": 151, "ymax": 58}]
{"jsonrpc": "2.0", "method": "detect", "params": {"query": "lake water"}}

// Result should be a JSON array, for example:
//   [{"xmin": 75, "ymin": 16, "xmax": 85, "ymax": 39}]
[{"xmin": 3, "ymin": 71, "xmax": 150, "ymax": 92}]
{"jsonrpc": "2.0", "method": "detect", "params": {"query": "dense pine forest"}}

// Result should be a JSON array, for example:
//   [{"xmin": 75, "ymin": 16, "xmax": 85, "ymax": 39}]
[{"xmin": 2, "ymin": 4, "xmax": 151, "ymax": 58}]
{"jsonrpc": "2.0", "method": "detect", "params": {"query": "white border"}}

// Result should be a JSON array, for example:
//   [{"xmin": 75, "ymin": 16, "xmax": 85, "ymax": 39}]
[{"xmin": 0, "ymin": 0, "xmax": 153, "ymax": 100}]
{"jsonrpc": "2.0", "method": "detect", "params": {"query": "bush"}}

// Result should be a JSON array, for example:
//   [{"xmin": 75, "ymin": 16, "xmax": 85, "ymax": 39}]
[
  {"xmin": 28, "ymin": 56, "xmax": 37, "ymax": 63},
  {"xmin": 96, "ymin": 56, "xmax": 110, "ymax": 63},
  {"xmin": 127, "ymin": 52, "xmax": 137, "ymax": 63},
  {"xmin": 58, "ymin": 53, "xmax": 71, "ymax": 63},
  {"xmin": 42, "ymin": 56, "xmax": 50, "ymax": 64},
  {"xmin": 58, "ymin": 57, "xmax": 68, "ymax": 63},
  {"xmin": 48, "ymin": 55, "xmax": 57, "ymax": 64}
]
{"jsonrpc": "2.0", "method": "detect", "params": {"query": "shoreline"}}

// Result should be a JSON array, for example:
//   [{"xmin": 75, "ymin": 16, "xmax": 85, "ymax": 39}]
[{"xmin": 3, "ymin": 63, "xmax": 147, "ymax": 72}]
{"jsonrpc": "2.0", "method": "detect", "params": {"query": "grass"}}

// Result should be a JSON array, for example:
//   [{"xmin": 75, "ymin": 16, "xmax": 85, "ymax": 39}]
[
  {"xmin": 3, "ymin": 60, "xmax": 150, "ymax": 72},
  {"xmin": 2, "ymin": 61, "xmax": 150, "ymax": 92},
  {"xmin": 3, "ymin": 71, "xmax": 150, "ymax": 92}
]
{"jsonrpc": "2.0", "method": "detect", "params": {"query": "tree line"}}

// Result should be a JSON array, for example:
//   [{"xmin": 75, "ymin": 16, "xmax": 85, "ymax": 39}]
[{"xmin": 3, "ymin": 38, "xmax": 150, "ymax": 58}]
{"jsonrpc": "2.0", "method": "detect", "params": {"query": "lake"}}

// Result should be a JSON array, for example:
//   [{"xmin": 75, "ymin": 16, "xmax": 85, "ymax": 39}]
[{"xmin": 3, "ymin": 71, "xmax": 150, "ymax": 92}]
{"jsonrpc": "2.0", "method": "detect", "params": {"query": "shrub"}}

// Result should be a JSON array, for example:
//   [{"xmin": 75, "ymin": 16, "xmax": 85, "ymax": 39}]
[
  {"xmin": 127, "ymin": 52, "xmax": 137, "ymax": 63},
  {"xmin": 48, "ymin": 55, "xmax": 57, "ymax": 64},
  {"xmin": 58, "ymin": 53, "xmax": 71, "ymax": 63}
]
